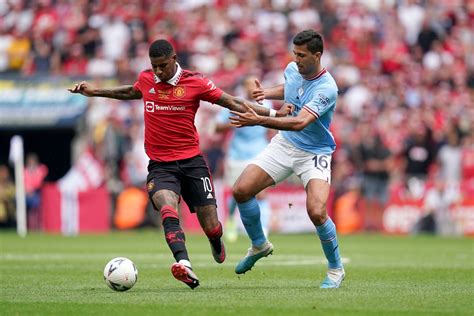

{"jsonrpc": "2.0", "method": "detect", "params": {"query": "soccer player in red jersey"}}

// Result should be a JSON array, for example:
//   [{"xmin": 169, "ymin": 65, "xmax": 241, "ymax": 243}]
[{"xmin": 69, "ymin": 39, "xmax": 290, "ymax": 289}]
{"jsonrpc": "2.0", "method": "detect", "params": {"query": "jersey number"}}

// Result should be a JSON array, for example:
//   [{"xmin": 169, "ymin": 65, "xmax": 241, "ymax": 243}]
[
  {"xmin": 200, "ymin": 177, "xmax": 213, "ymax": 193},
  {"xmin": 312, "ymin": 154, "xmax": 329, "ymax": 171}
]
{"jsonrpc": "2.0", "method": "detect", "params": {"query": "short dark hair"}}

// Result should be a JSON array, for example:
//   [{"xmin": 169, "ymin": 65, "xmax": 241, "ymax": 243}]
[
  {"xmin": 293, "ymin": 30, "xmax": 323, "ymax": 54},
  {"xmin": 149, "ymin": 39, "xmax": 174, "ymax": 58}
]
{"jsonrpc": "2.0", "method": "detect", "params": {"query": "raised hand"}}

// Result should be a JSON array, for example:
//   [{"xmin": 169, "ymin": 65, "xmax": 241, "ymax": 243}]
[
  {"xmin": 68, "ymin": 81, "xmax": 95, "ymax": 97},
  {"xmin": 251, "ymin": 79, "xmax": 265, "ymax": 105}
]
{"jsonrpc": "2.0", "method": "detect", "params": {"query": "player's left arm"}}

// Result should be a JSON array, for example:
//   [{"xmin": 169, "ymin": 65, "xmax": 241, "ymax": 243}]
[
  {"xmin": 230, "ymin": 103, "xmax": 316, "ymax": 131},
  {"xmin": 216, "ymin": 92, "xmax": 292, "ymax": 117}
]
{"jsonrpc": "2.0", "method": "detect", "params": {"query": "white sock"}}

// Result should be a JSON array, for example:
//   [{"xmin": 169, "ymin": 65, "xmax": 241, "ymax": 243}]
[
  {"xmin": 327, "ymin": 267, "xmax": 344, "ymax": 282},
  {"xmin": 179, "ymin": 259, "xmax": 191, "ymax": 268},
  {"xmin": 253, "ymin": 240, "xmax": 270, "ymax": 251}
]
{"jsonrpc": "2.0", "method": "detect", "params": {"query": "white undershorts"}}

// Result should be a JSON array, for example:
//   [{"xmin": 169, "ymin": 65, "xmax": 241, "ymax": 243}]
[{"xmin": 251, "ymin": 133, "xmax": 332, "ymax": 187}]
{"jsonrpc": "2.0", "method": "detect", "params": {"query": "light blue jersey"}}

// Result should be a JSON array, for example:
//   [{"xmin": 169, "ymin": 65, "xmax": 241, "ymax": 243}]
[
  {"xmin": 217, "ymin": 99, "xmax": 272, "ymax": 161},
  {"xmin": 281, "ymin": 62, "xmax": 338, "ymax": 154}
]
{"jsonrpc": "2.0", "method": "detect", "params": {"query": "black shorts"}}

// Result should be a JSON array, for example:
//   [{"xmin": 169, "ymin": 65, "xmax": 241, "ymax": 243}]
[{"xmin": 146, "ymin": 154, "xmax": 216, "ymax": 212}]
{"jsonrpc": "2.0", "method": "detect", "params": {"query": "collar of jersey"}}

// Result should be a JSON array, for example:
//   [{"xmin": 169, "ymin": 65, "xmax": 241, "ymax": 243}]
[
  {"xmin": 305, "ymin": 67, "xmax": 327, "ymax": 81},
  {"xmin": 154, "ymin": 63, "xmax": 183, "ymax": 86}
]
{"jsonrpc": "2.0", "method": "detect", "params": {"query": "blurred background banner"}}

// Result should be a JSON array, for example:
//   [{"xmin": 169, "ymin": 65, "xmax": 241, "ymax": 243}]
[
  {"xmin": 0, "ymin": 79, "xmax": 87, "ymax": 128},
  {"xmin": 41, "ymin": 183, "xmax": 110, "ymax": 233}
]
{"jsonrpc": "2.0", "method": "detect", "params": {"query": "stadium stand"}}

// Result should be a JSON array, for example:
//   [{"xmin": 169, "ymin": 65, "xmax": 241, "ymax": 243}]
[{"xmin": 0, "ymin": 0, "xmax": 472, "ymax": 234}]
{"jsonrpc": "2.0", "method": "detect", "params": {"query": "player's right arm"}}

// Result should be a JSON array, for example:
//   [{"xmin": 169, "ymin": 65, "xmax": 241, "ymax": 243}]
[
  {"xmin": 252, "ymin": 79, "xmax": 284, "ymax": 103},
  {"xmin": 68, "ymin": 81, "xmax": 142, "ymax": 100}
]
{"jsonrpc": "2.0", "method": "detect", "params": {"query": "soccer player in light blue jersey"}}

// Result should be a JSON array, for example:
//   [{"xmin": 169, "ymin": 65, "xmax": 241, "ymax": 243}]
[
  {"xmin": 229, "ymin": 30, "xmax": 345, "ymax": 288},
  {"xmin": 215, "ymin": 76, "xmax": 273, "ymax": 242}
]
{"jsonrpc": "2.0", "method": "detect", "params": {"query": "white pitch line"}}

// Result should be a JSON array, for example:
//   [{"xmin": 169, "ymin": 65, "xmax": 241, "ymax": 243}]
[
  {"xmin": 190, "ymin": 258, "xmax": 351, "ymax": 268},
  {"xmin": 0, "ymin": 253, "xmax": 350, "ymax": 267}
]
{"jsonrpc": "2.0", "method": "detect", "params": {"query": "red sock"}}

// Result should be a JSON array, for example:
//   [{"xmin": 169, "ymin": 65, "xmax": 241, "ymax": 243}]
[
  {"xmin": 206, "ymin": 222, "xmax": 223, "ymax": 253},
  {"xmin": 161, "ymin": 206, "xmax": 189, "ymax": 262}
]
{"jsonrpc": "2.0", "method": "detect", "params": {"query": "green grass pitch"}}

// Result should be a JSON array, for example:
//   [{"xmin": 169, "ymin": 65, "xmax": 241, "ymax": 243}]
[{"xmin": 1, "ymin": 230, "xmax": 473, "ymax": 315}]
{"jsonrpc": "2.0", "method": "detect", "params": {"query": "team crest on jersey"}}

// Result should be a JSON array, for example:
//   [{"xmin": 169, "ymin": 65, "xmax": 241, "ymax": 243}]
[
  {"xmin": 298, "ymin": 87, "xmax": 304, "ymax": 96},
  {"xmin": 173, "ymin": 86, "xmax": 186, "ymax": 98},
  {"xmin": 147, "ymin": 179, "xmax": 155, "ymax": 192}
]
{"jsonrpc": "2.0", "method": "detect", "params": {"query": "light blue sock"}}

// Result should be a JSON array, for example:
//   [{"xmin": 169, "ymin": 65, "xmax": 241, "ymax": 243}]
[
  {"xmin": 257, "ymin": 199, "xmax": 270, "ymax": 236},
  {"xmin": 316, "ymin": 217, "xmax": 342, "ymax": 269},
  {"xmin": 237, "ymin": 198, "xmax": 266, "ymax": 247}
]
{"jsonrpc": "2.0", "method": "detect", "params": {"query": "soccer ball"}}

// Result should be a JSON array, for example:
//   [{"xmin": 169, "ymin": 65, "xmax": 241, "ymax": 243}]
[{"xmin": 103, "ymin": 257, "xmax": 138, "ymax": 291}]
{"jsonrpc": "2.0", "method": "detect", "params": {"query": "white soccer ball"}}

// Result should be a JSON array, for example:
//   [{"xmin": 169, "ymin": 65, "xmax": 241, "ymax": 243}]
[{"xmin": 103, "ymin": 257, "xmax": 138, "ymax": 291}]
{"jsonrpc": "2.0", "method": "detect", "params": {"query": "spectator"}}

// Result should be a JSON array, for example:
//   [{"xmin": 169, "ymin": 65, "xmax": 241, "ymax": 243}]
[
  {"xmin": 0, "ymin": 28, "xmax": 14, "ymax": 72},
  {"xmin": 99, "ymin": 15, "xmax": 130, "ymax": 61},
  {"xmin": 417, "ymin": 18, "xmax": 440, "ymax": 54},
  {"xmin": 86, "ymin": 46, "xmax": 116, "ymax": 78},
  {"xmin": 402, "ymin": 121, "xmax": 437, "ymax": 198},
  {"xmin": 22, "ymin": 39, "xmax": 58, "ymax": 75},
  {"xmin": 0, "ymin": 165, "xmax": 16, "ymax": 227},
  {"xmin": 3, "ymin": 1, "xmax": 33, "ymax": 34},
  {"xmin": 437, "ymin": 125, "xmax": 462, "ymax": 184},
  {"xmin": 461, "ymin": 129, "xmax": 474, "ymax": 182},
  {"xmin": 397, "ymin": 0, "xmax": 426, "ymax": 46},
  {"xmin": 353, "ymin": 123, "xmax": 392, "ymax": 231},
  {"xmin": 415, "ymin": 176, "xmax": 460, "ymax": 235},
  {"xmin": 62, "ymin": 43, "xmax": 88, "ymax": 76},
  {"xmin": 6, "ymin": 29, "xmax": 30, "ymax": 72},
  {"xmin": 24, "ymin": 153, "xmax": 48, "ymax": 229}
]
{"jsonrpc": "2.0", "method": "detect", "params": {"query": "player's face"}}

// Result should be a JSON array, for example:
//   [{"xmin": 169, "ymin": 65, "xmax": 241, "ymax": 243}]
[
  {"xmin": 293, "ymin": 44, "xmax": 321, "ymax": 77},
  {"xmin": 150, "ymin": 54, "xmax": 177, "ymax": 82}
]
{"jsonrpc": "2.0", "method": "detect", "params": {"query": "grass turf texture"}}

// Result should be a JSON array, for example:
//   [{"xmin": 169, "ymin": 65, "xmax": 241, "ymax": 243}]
[{"xmin": 1, "ymin": 230, "xmax": 472, "ymax": 315}]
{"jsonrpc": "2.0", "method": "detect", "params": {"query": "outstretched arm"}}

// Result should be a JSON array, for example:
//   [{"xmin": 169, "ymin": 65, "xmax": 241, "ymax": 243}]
[
  {"xmin": 68, "ymin": 81, "xmax": 142, "ymax": 100},
  {"xmin": 230, "ymin": 103, "xmax": 316, "ymax": 131},
  {"xmin": 216, "ymin": 92, "xmax": 292, "ymax": 117}
]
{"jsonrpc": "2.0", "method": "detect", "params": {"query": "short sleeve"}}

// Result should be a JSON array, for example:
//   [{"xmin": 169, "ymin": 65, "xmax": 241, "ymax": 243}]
[
  {"xmin": 304, "ymin": 85, "xmax": 337, "ymax": 118},
  {"xmin": 198, "ymin": 76, "xmax": 224, "ymax": 103}
]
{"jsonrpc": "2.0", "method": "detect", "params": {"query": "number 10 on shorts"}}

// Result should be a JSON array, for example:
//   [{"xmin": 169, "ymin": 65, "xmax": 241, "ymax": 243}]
[{"xmin": 200, "ymin": 177, "xmax": 213, "ymax": 193}]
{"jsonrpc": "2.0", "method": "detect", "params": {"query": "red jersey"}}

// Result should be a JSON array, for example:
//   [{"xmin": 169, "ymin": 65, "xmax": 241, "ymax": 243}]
[{"xmin": 133, "ymin": 65, "xmax": 224, "ymax": 162}]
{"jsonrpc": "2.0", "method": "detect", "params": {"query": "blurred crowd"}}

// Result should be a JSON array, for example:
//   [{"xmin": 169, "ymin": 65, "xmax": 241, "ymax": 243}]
[{"xmin": 1, "ymin": 0, "xmax": 473, "ymax": 232}]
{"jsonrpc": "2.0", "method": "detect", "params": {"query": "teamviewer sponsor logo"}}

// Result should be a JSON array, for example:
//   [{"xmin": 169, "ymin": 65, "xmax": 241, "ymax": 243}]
[
  {"xmin": 146, "ymin": 101, "xmax": 154, "ymax": 112},
  {"xmin": 145, "ymin": 100, "xmax": 186, "ymax": 112},
  {"xmin": 156, "ymin": 105, "xmax": 186, "ymax": 111}
]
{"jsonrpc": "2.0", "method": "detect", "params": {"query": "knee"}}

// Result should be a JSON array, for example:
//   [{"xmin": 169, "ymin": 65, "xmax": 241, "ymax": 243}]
[
  {"xmin": 232, "ymin": 182, "xmax": 253, "ymax": 203},
  {"xmin": 307, "ymin": 202, "xmax": 328, "ymax": 226}
]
